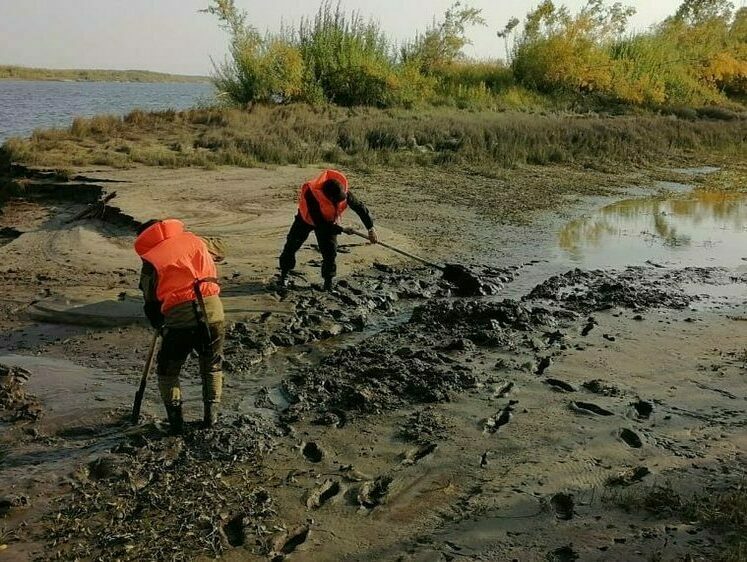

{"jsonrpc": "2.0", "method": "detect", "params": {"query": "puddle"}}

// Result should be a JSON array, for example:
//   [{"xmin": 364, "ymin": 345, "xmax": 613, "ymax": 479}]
[
  {"xmin": 558, "ymin": 189, "xmax": 747, "ymax": 269},
  {"xmin": 0, "ymin": 354, "xmax": 131, "ymax": 424},
  {"xmin": 0, "ymin": 355, "xmax": 137, "ymax": 491}
]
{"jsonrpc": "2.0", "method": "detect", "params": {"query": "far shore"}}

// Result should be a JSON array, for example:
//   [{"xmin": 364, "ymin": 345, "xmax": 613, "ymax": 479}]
[{"xmin": 0, "ymin": 65, "xmax": 210, "ymax": 84}]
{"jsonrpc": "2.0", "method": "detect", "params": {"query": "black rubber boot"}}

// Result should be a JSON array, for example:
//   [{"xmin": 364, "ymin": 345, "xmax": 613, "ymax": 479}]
[
  {"xmin": 165, "ymin": 401, "xmax": 184, "ymax": 435},
  {"xmin": 278, "ymin": 271, "xmax": 290, "ymax": 289},
  {"xmin": 323, "ymin": 277, "xmax": 334, "ymax": 292},
  {"xmin": 203, "ymin": 402, "xmax": 219, "ymax": 429}
]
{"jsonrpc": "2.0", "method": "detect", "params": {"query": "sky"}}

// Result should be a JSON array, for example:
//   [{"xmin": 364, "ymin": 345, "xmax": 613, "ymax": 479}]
[{"xmin": 0, "ymin": 0, "xmax": 741, "ymax": 76}]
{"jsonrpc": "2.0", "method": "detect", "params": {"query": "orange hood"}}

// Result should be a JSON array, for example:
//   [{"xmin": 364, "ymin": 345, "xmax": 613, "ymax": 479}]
[{"xmin": 134, "ymin": 219, "xmax": 185, "ymax": 256}]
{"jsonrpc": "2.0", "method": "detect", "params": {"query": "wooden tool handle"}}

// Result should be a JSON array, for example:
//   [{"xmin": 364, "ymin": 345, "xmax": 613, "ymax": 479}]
[{"xmin": 345, "ymin": 229, "xmax": 444, "ymax": 270}]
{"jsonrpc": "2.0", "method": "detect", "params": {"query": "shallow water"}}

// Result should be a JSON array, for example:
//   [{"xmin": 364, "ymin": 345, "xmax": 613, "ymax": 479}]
[
  {"xmin": 558, "ymin": 188, "xmax": 747, "ymax": 269},
  {"xmin": 0, "ymin": 354, "xmax": 135, "ymax": 494},
  {"xmin": 0, "ymin": 80, "xmax": 213, "ymax": 142}
]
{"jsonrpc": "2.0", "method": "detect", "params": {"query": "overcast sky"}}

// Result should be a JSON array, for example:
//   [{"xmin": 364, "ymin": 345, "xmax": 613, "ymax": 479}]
[{"xmin": 0, "ymin": 0, "xmax": 739, "ymax": 76}]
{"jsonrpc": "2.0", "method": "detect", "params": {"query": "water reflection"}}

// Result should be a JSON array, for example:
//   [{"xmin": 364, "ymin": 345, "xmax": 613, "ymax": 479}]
[{"xmin": 559, "ymin": 190, "xmax": 747, "ymax": 268}]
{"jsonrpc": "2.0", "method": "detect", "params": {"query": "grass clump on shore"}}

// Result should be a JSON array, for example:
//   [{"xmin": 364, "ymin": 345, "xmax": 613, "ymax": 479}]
[
  {"xmin": 0, "ymin": 65, "xmax": 208, "ymax": 84},
  {"xmin": 607, "ymin": 481, "xmax": 747, "ymax": 562},
  {"xmin": 2, "ymin": 104, "xmax": 745, "ymax": 171}
]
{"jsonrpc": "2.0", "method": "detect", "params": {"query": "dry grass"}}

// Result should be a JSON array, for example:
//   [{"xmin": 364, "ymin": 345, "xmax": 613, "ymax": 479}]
[
  {"xmin": 606, "ymin": 481, "xmax": 747, "ymax": 562},
  {"xmin": 2, "ymin": 104, "xmax": 745, "ymax": 172}
]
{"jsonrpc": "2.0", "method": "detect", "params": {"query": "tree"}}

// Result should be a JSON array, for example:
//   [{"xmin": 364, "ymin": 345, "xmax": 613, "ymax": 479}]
[
  {"xmin": 674, "ymin": 0, "xmax": 734, "ymax": 25},
  {"xmin": 497, "ymin": 17, "xmax": 520, "ymax": 63},
  {"xmin": 200, "ymin": 0, "xmax": 258, "ymax": 46},
  {"xmin": 402, "ymin": 2, "xmax": 486, "ymax": 73}
]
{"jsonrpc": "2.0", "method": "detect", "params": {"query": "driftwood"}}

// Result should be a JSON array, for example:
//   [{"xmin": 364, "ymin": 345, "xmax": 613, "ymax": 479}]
[{"xmin": 66, "ymin": 191, "xmax": 117, "ymax": 223}]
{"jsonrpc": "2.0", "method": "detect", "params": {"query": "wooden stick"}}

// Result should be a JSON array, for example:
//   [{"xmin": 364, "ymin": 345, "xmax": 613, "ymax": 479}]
[
  {"xmin": 346, "ymin": 229, "xmax": 444, "ymax": 270},
  {"xmin": 131, "ymin": 332, "xmax": 161, "ymax": 425},
  {"xmin": 66, "ymin": 191, "xmax": 117, "ymax": 223}
]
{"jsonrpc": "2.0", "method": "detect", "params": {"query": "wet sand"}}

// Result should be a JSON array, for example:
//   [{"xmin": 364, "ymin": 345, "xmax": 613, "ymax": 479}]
[{"xmin": 1, "ymin": 163, "xmax": 746, "ymax": 561}]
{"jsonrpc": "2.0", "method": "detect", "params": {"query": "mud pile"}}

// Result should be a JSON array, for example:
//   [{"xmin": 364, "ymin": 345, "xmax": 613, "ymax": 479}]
[
  {"xmin": 525, "ymin": 267, "xmax": 715, "ymax": 312},
  {"xmin": 0, "ymin": 364, "xmax": 41, "ymax": 422},
  {"xmin": 283, "ymin": 336, "xmax": 477, "ymax": 417},
  {"xmin": 411, "ymin": 297, "xmax": 562, "ymax": 332},
  {"xmin": 279, "ymin": 266, "xmax": 723, "ymax": 421},
  {"xmin": 225, "ymin": 265, "xmax": 517, "ymax": 371},
  {"xmin": 441, "ymin": 263, "xmax": 511, "ymax": 296},
  {"xmin": 281, "ymin": 297, "xmax": 559, "ymax": 419},
  {"xmin": 45, "ymin": 415, "xmax": 284, "ymax": 561}
]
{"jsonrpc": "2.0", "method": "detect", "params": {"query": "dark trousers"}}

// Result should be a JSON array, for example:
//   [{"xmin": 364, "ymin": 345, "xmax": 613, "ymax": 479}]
[
  {"xmin": 157, "ymin": 322, "xmax": 225, "ymax": 405},
  {"xmin": 279, "ymin": 214, "xmax": 338, "ymax": 280}
]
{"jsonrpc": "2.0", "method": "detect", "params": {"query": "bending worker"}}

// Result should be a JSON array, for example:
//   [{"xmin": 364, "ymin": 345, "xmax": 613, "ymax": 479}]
[
  {"xmin": 278, "ymin": 169, "xmax": 378, "ymax": 290},
  {"xmin": 134, "ymin": 219, "xmax": 225, "ymax": 433}
]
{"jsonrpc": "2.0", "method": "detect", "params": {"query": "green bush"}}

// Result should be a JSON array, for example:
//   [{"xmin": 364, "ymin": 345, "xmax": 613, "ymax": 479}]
[
  {"xmin": 512, "ymin": 0, "xmax": 747, "ymax": 108},
  {"xmin": 201, "ymin": 0, "xmax": 745, "ymax": 111}
]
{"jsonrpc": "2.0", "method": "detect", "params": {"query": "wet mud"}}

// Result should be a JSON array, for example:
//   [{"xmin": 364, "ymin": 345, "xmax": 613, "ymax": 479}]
[
  {"xmin": 41, "ymin": 417, "xmax": 283, "ymax": 560},
  {"xmin": 1, "ymin": 165, "xmax": 747, "ymax": 561}
]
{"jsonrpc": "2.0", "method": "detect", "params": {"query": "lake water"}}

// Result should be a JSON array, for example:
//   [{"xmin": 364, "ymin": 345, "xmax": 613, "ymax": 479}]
[
  {"xmin": 558, "ymin": 187, "xmax": 747, "ymax": 269},
  {"xmin": 0, "ymin": 80, "xmax": 214, "ymax": 142}
]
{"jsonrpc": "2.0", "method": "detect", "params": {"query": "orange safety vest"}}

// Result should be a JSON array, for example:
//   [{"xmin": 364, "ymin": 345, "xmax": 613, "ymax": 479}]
[
  {"xmin": 298, "ymin": 169, "xmax": 349, "ymax": 227},
  {"xmin": 134, "ymin": 219, "xmax": 220, "ymax": 314}
]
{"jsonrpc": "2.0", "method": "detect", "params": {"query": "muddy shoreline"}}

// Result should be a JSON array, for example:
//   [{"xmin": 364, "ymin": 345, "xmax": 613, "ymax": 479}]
[{"xmin": 1, "ymin": 163, "xmax": 746, "ymax": 561}]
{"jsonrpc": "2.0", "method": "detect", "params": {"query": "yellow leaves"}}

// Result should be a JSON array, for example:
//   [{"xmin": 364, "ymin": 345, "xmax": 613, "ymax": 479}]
[
  {"xmin": 261, "ymin": 41, "xmax": 306, "ymax": 99},
  {"xmin": 701, "ymin": 51, "xmax": 747, "ymax": 86}
]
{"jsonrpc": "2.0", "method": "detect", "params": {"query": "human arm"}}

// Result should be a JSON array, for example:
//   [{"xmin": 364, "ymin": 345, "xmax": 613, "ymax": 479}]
[
  {"xmin": 139, "ymin": 260, "xmax": 165, "ymax": 329},
  {"xmin": 346, "ymin": 192, "xmax": 378, "ymax": 243}
]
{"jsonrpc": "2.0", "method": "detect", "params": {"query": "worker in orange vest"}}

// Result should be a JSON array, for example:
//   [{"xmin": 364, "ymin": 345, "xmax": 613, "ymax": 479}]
[
  {"xmin": 135, "ymin": 219, "xmax": 225, "ymax": 433},
  {"xmin": 278, "ymin": 169, "xmax": 378, "ymax": 290}
]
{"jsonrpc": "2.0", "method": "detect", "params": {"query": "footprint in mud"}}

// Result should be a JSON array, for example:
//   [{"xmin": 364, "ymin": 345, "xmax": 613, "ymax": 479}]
[
  {"xmin": 581, "ymin": 317, "xmax": 597, "ymax": 337},
  {"xmin": 570, "ymin": 401, "xmax": 614, "ymax": 417},
  {"xmin": 306, "ymin": 479, "xmax": 342, "ymax": 509},
  {"xmin": 483, "ymin": 401, "xmax": 517, "ymax": 434},
  {"xmin": 223, "ymin": 515, "xmax": 247, "ymax": 547},
  {"xmin": 494, "ymin": 381, "xmax": 514, "ymax": 398},
  {"xmin": 302, "ymin": 441, "xmax": 325, "ymax": 463},
  {"xmin": 550, "ymin": 493, "xmax": 575, "ymax": 520},
  {"xmin": 546, "ymin": 545, "xmax": 579, "ymax": 562},
  {"xmin": 619, "ymin": 428, "xmax": 644, "ymax": 449},
  {"xmin": 401, "ymin": 442, "xmax": 438, "ymax": 466},
  {"xmin": 632, "ymin": 400, "xmax": 654, "ymax": 419},
  {"xmin": 272, "ymin": 524, "xmax": 311, "ymax": 559},
  {"xmin": 536, "ymin": 356, "xmax": 553, "ymax": 375},
  {"xmin": 356, "ymin": 476, "xmax": 393, "ymax": 509},
  {"xmin": 0, "ymin": 495, "xmax": 29, "ymax": 517},
  {"xmin": 544, "ymin": 379, "xmax": 577, "ymax": 393}
]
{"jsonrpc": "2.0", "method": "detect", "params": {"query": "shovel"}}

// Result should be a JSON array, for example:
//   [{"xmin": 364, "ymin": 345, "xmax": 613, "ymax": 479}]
[
  {"xmin": 344, "ymin": 229, "xmax": 482, "ymax": 295},
  {"xmin": 344, "ymin": 228, "xmax": 443, "ymax": 270},
  {"xmin": 131, "ymin": 331, "xmax": 161, "ymax": 424}
]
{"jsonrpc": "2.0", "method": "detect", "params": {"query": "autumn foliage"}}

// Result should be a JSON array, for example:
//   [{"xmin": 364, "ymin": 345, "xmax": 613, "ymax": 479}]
[{"xmin": 203, "ymin": 0, "xmax": 747, "ymax": 110}]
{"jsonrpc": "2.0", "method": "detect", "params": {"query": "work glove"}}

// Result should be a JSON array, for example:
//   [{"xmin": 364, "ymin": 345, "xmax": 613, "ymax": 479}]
[
  {"xmin": 368, "ymin": 227, "xmax": 379, "ymax": 244},
  {"xmin": 144, "ymin": 301, "xmax": 165, "ymax": 330}
]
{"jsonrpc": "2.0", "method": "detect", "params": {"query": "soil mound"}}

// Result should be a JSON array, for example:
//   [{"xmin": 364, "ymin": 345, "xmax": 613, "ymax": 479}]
[{"xmin": 525, "ymin": 267, "xmax": 714, "ymax": 312}]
